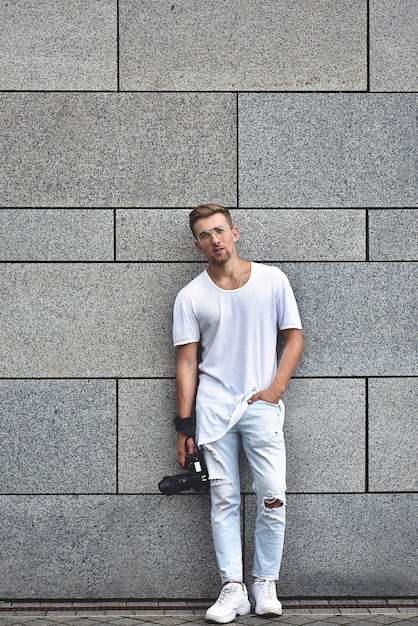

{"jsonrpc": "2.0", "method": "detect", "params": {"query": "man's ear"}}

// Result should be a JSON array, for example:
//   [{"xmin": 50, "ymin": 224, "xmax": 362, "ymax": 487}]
[
  {"xmin": 194, "ymin": 239, "xmax": 204, "ymax": 254},
  {"xmin": 232, "ymin": 226, "xmax": 239, "ymax": 242}
]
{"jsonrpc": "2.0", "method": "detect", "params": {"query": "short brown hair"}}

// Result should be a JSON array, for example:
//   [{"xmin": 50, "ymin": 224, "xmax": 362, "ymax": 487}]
[{"xmin": 189, "ymin": 203, "xmax": 233, "ymax": 236}]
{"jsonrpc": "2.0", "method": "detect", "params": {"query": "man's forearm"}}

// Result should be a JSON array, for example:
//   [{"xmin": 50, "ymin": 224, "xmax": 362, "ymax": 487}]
[
  {"xmin": 248, "ymin": 328, "xmax": 304, "ymax": 405},
  {"xmin": 175, "ymin": 342, "xmax": 198, "ymax": 418},
  {"xmin": 271, "ymin": 329, "xmax": 304, "ymax": 398},
  {"xmin": 175, "ymin": 348, "xmax": 198, "ymax": 466},
  {"xmin": 176, "ymin": 366, "xmax": 197, "ymax": 418}
]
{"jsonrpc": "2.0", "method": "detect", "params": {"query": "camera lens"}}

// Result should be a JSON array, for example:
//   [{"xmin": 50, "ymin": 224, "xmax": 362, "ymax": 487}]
[{"xmin": 158, "ymin": 473, "xmax": 191, "ymax": 495}]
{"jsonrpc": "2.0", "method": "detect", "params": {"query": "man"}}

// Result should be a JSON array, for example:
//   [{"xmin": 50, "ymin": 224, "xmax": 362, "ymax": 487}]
[{"xmin": 172, "ymin": 204, "xmax": 303, "ymax": 623}]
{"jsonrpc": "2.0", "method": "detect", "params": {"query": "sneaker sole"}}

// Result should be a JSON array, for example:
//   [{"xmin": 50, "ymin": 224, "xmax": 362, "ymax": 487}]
[
  {"xmin": 205, "ymin": 601, "xmax": 251, "ymax": 624},
  {"xmin": 251, "ymin": 599, "xmax": 283, "ymax": 616},
  {"xmin": 255, "ymin": 609, "xmax": 283, "ymax": 617}
]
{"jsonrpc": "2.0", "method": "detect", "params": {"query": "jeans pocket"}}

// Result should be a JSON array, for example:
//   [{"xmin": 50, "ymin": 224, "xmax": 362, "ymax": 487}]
[{"xmin": 257, "ymin": 399, "xmax": 281, "ymax": 409}]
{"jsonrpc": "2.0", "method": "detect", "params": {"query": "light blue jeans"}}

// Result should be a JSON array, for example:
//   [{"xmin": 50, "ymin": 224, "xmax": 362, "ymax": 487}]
[{"xmin": 201, "ymin": 400, "xmax": 286, "ymax": 584}]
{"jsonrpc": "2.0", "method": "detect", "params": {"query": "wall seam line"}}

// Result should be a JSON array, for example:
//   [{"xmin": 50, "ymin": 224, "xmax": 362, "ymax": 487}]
[
  {"xmin": 236, "ymin": 92, "xmax": 239, "ymax": 208},
  {"xmin": 116, "ymin": 0, "xmax": 120, "ymax": 92},
  {"xmin": 113, "ymin": 209, "xmax": 117, "ymax": 262},
  {"xmin": 367, "ymin": 0, "xmax": 371, "ymax": 92},
  {"xmin": 116, "ymin": 378, "xmax": 119, "ymax": 494},
  {"xmin": 365, "ymin": 377, "xmax": 370, "ymax": 493},
  {"xmin": 366, "ymin": 208, "xmax": 370, "ymax": 262}
]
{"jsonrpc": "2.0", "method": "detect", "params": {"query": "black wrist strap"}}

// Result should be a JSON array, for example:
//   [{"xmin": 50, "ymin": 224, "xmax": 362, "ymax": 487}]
[{"xmin": 173, "ymin": 415, "xmax": 195, "ymax": 438}]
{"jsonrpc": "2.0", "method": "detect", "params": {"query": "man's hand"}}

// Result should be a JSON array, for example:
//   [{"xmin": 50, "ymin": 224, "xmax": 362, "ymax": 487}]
[
  {"xmin": 177, "ymin": 432, "xmax": 196, "ymax": 468},
  {"xmin": 247, "ymin": 387, "xmax": 282, "ymax": 405}
]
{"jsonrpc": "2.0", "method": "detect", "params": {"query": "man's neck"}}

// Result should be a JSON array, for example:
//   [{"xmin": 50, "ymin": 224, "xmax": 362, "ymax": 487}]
[{"xmin": 207, "ymin": 257, "xmax": 248, "ymax": 290}]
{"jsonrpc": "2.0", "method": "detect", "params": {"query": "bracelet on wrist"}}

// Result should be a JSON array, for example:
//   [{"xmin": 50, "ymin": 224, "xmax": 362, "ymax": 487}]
[{"xmin": 173, "ymin": 415, "xmax": 195, "ymax": 438}]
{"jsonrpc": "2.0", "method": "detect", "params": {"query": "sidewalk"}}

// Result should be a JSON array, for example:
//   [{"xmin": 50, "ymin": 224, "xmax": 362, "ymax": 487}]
[{"xmin": 0, "ymin": 599, "xmax": 417, "ymax": 626}]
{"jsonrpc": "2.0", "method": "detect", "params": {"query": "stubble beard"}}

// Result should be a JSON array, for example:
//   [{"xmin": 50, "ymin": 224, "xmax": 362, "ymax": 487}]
[
  {"xmin": 208, "ymin": 241, "xmax": 237, "ymax": 266},
  {"xmin": 209, "ymin": 249, "xmax": 232, "ymax": 266}
]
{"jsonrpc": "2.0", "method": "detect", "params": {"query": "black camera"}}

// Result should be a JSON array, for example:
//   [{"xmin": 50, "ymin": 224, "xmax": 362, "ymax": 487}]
[{"xmin": 158, "ymin": 449, "xmax": 209, "ymax": 496}]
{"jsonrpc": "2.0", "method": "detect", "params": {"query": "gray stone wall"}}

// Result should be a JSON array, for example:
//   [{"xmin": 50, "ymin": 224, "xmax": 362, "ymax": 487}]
[{"xmin": 0, "ymin": 0, "xmax": 416, "ymax": 600}]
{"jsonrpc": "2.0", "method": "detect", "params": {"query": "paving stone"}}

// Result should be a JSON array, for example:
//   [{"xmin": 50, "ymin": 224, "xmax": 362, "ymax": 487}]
[
  {"xmin": 388, "ymin": 600, "xmax": 418, "ymax": 606},
  {"xmin": 368, "ymin": 608, "xmax": 402, "ymax": 614}
]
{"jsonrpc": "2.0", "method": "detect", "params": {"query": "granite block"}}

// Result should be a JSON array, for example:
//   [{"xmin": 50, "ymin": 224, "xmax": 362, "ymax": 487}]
[
  {"xmin": 0, "ymin": 93, "xmax": 236, "ymax": 207},
  {"xmin": 239, "ymin": 94, "xmax": 417, "ymax": 208},
  {"xmin": 283, "ymin": 379, "xmax": 366, "ymax": 492},
  {"xmin": 1, "ymin": 262, "xmax": 416, "ymax": 378},
  {"xmin": 11, "ymin": 261, "xmax": 144, "ymax": 377},
  {"xmin": 370, "ymin": 0, "xmax": 418, "ymax": 92},
  {"xmin": 238, "ymin": 378, "xmax": 366, "ymax": 494},
  {"xmin": 368, "ymin": 209, "xmax": 418, "ymax": 261},
  {"xmin": 0, "ymin": 0, "xmax": 117, "ymax": 91},
  {"xmin": 121, "ymin": 378, "xmax": 365, "ymax": 495},
  {"xmin": 0, "ymin": 262, "xmax": 199, "ymax": 378},
  {"xmin": 0, "ymin": 380, "xmax": 116, "ymax": 494},
  {"xmin": 119, "ymin": 0, "xmax": 367, "ymax": 92},
  {"xmin": 0, "ymin": 209, "xmax": 114, "ymax": 261},
  {"xmin": 118, "ymin": 379, "xmax": 178, "ymax": 494},
  {"xmin": 283, "ymin": 262, "xmax": 417, "ymax": 376},
  {"xmin": 0, "ymin": 495, "xmax": 217, "ymax": 598},
  {"xmin": 368, "ymin": 378, "xmax": 418, "ymax": 492},
  {"xmin": 244, "ymin": 494, "xmax": 418, "ymax": 596},
  {"xmin": 116, "ymin": 208, "xmax": 202, "ymax": 262},
  {"xmin": 235, "ymin": 209, "xmax": 365, "ymax": 261},
  {"xmin": 116, "ymin": 208, "xmax": 366, "ymax": 262}
]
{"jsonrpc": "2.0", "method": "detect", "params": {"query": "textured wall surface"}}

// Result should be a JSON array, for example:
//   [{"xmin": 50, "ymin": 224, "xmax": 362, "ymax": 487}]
[{"xmin": 0, "ymin": 0, "xmax": 416, "ymax": 600}]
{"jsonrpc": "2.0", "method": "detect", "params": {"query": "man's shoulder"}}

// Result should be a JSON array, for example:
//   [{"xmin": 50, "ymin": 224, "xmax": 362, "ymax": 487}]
[
  {"xmin": 176, "ymin": 269, "xmax": 207, "ymax": 299},
  {"xmin": 252, "ymin": 262, "xmax": 287, "ymax": 281}
]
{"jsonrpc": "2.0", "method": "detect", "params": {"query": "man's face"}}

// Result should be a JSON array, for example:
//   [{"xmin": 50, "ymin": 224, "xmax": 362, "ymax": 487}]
[{"xmin": 193, "ymin": 214, "xmax": 239, "ymax": 265}]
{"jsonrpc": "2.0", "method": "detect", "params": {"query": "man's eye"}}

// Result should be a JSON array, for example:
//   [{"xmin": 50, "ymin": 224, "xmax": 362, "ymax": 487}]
[
  {"xmin": 214, "ymin": 227, "xmax": 226, "ymax": 234},
  {"xmin": 200, "ymin": 231, "xmax": 210, "ymax": 239}
]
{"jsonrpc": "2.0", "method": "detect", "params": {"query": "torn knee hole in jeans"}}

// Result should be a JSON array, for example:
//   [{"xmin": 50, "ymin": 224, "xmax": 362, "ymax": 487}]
[
  {"xmin": 202, "ymin": 444, "xmax": 219, "ymax": 462},
  {"xmin": 201, "ymin": 446, "xmax": 231, "ymax": 486},
  {"xmin": 264, "ymin": 498, "xmax": 283, "ymax": 509},
  {"xmin": 211, "ymin": 477, "xmax": 231, "ymax": 486},
  {"xmin": 263, "ymin": 492, "xmax": 284, "ymax": 510}
]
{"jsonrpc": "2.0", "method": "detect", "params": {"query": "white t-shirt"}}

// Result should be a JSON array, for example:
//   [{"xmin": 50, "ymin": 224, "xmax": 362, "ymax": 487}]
[{"xmin": 172, "ymin": 262, "xmax": 302, "ymax": 445}]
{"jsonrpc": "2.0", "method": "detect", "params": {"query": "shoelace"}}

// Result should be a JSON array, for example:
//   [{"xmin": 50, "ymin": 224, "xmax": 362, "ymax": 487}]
[
  {"xmin": 259, "ymin": 580, "xmax": 275, "ymax": 599},
  {"xmin": 217, "ymin": 584, "xmax": 240, "ymax": 605}
]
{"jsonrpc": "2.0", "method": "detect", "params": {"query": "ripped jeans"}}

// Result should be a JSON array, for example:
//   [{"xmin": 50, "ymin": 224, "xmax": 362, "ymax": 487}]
[{"xmin": 201, "ymin": 400, "xmax": 286, "ymax": 584}]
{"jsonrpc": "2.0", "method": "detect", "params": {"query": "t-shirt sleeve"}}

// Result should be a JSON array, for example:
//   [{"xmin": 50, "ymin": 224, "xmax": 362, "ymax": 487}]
[
  {"xmin": 276, "ymin": 273, "xmax": 302, "ymax": 330},
  {"xmin": 172, "ymin": 291, "xmax": 200, "ymax": 346}
]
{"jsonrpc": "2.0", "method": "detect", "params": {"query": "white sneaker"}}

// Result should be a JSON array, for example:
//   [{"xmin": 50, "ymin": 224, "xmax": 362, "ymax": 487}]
[
  {"xmin": 205, "ymin": 582, "xmax": 251, "ymax": 623},
  {"xmin": 251, "ymin": 579, "xmax": 283, "ymax": 616}
]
